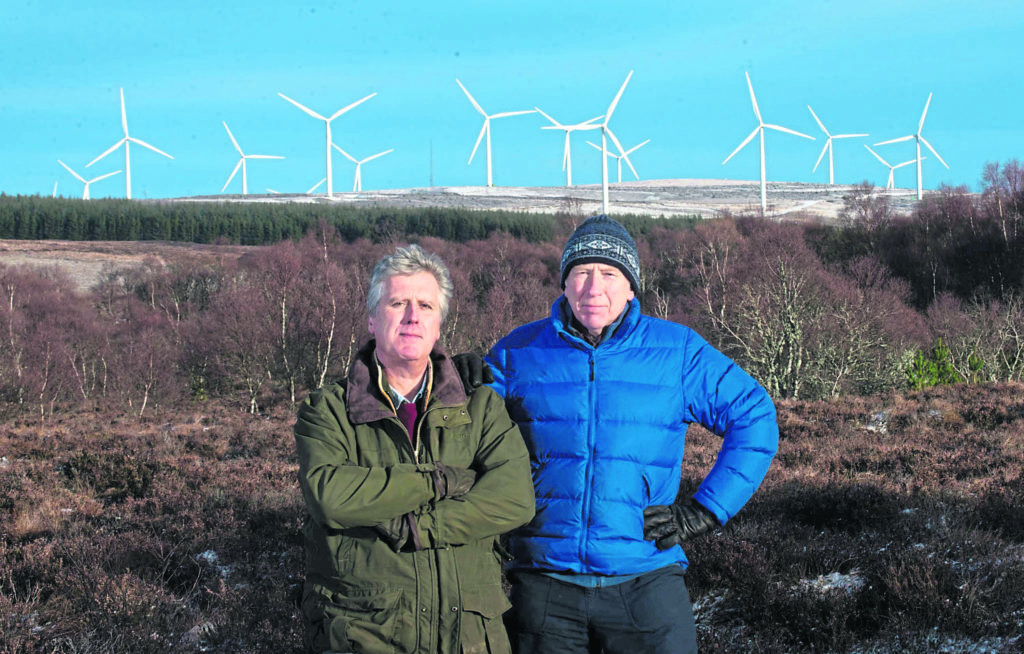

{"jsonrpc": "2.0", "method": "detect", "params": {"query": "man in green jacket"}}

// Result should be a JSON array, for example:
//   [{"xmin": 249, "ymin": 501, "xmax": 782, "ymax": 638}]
[{"xmin": 294, "ymin": 244, "xmax": 535, "ymax": 654}]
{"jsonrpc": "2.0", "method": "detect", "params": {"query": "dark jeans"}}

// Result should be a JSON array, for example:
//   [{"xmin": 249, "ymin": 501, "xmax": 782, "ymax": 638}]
[{"xmin": 505, "ymin": 565, "xmax": 698, "ymax": 654}]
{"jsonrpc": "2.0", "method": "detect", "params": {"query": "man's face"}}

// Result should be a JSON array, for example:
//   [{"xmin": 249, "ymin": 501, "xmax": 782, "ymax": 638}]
[
  {"xmin": 562, "ymin": 263, "xmax": 635, "ymax": 338},
  {"xmin": 369, "ymin": 271, "xmax": 442, "ymax": 371}
]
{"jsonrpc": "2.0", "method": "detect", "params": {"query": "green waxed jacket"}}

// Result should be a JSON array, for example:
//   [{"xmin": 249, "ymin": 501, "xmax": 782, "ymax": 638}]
[{"xmin": 295, "ymin": 339, "xmax": 535, "ymax": 654}]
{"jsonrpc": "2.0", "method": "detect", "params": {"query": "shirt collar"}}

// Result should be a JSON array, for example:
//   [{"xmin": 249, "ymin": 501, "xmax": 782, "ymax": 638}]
[
  {"xmin": 560, "ymin": 298, "xmax": 631, "ymax": 346},
  {"xmin": 388, "ymin": 369, "xmax": 429, "ymax": 407}
]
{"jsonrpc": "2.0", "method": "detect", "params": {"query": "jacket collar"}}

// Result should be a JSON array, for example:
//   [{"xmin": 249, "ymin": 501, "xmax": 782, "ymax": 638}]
[{"xmin": 346, "ymin": 338, "xmax": 468, "ymax": 425}]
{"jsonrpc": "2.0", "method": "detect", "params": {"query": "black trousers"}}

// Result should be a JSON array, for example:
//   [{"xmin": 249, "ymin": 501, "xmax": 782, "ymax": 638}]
[{"xmin": 504, "ymin": 565, "xmax": 698, "ymax": 654}]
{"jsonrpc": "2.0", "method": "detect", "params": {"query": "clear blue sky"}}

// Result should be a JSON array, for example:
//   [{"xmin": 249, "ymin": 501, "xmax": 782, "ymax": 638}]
[{"xmin": 3, "ymin": 1, "xmax": 1022, "ymax": 199}]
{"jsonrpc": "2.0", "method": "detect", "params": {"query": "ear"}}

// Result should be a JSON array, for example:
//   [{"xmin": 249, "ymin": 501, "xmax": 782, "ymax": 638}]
[{"xmin": 367, "ymin": 315, "xmax": 376, "ymax": 336}]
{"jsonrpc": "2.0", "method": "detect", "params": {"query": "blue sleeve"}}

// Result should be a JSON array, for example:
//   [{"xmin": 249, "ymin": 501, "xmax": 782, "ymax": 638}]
[{"xmin": 682, "ymin": 334, "xmax": 779, "ymax": 525}]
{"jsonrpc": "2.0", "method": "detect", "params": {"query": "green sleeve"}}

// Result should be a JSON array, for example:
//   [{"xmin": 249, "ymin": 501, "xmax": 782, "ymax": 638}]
[
  {"xmin": 411, "ymin": 388, "xmax": 535, "ymax": 547},
  {"xmin": 294, "ymin": 385, "xmax": 438, "ymax": 530}
]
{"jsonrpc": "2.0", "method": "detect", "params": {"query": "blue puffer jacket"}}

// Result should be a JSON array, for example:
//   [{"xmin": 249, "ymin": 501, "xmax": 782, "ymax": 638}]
[{"xmin": 486, "ymin": 297, "xmax": 778, "ymax": 575}]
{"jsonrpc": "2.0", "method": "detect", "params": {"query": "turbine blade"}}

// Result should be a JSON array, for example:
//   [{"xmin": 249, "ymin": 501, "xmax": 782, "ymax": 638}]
[
  {"xmin": 331, "ymin": 143, "xmax": 358, "ymax": 163},
  {"xmin": 918, "ymin": 93, "xmax": 933, "ymax": 133},
  {"xmin": 119, "ymin": 88, "xmax": 129, "ymax": 135},
  {"xmin": 874, "ymin": 135, "xmax": 914, "ymax": 146},
  {"xmin": 745, "ymin": 72, "xmax": 762, "ymax": 124},
  {"xmin": 894, "ymin": 158, "xmax": 920, "ymax": 170},
  {"xmin": 624, "ymin": 139, "xmax": 650, "ymax": 155},
  {"xmin": 833, "ymin": 133, "xmax": 869, "ymax": 139},
  {"xmin": 456, "ymin": 79, "xmax": 486, "ymax": 116},
  {"xmin": 919, "ymin": 137, "xmax": 949, "ymax": 169},
  {"xmin": 535, "ymin": 107, "xmax": 561, "ymax": 126},
  {"xmin": 278, "ymin": 93, "xmax": 327, "ymax": 120},
  {"xmin": 307, "ymin": 178, "xmax": 326, "ymax": 194},
  {"xmin": 129, "ymin": 137, "xmax": 174, "ymax": 159},
  {"xmin": 223, "ymin": 160, "xmax": 242, "ymax": 192},
  {"xmin": 363, "ymin": 148, "xmax": 394, "ymax": 162},
  {"xmin": 246, "ymin": 155, "xmax": 285, "ymax": 160},
  {"xmin": 87, "ymin": 139, "xmax": 125, "ymax": 167},
  {"xmin": 329, "ymin": 93, "xmax": 376, "ymax": 121},
  {"xmin": 223, "ymin": 122, "xmax": 243, "ymax": 155},
  {"xmin": 58, "ymin": 160, "xmax": 86, "ymax": 183},
  {"xmin": 807, "ymin": 106, "xmax": 827, "ymax": 135},
  {"xmin": 606, "ymin": 128, "xmax": 638, "ymax": 179},
  {"xmin": 576, "ymin": 115, "xmax": 604, "ymax": 127},
  {"xmin": 813, "ymin": 141, "xmax": 829, "ymax": 172},
  {"xmin": 90, "ymin": 170, "xmax": 122, "ymax": 183},
  {"xmin": 469, "ymin": 122, "xmax": 488, "ymax": 164},
  {"xmin": 864, "ymin": 145, "xmax": 891, "ymax": 167},
  {"xmin": 764, "ymin": 124, "xmax": 815, "ymax": 140},
  {"xmin": 723, "ymin": 127, "xmax": 760, "ymax": 164},
  {"xmin": 605, "ymin": 70, "xmax": 633, "ymax": 122},
  {"xmin": 492, "ymin": 110, "xmax": 536, "ymax": 119}
]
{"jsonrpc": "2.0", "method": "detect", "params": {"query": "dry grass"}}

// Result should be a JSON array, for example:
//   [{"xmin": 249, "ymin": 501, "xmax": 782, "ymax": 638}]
[{"xmin": 2, "ymin": 384, "xmax": 1023, "ymax": 652}]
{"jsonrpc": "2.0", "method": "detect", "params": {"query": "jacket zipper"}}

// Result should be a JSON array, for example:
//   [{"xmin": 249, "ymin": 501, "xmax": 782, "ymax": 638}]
[{"xmin": 579, "ymin": 351, "xmax": 597, "ymax": 566}]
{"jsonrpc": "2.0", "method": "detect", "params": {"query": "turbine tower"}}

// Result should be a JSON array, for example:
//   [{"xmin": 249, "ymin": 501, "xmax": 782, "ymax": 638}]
[
  {"xmin": 221, "ymin": 122, "xmax": 283, "ymax": 195},
  {"xmin": 873, "ymin": 93, "xmax": 948, "ymax": 200},
  {"xmin": 597, "ymin": 71, "xmax": 637, "ymax": 214},
  {"xmin": 278, "ymin": 91, "xmax": 376, "ymax": 198},
  {"xmin": 535, "ymin": 108, "xmax": 603, "ymax": 187},
  {"xmin": 331, "ymin": 144, "xmax": 394, "ymax": 192},
  {"xmin": 722, "ymin": 72, "xmax": 815, "ymax": 214},
  {"xmin": 456, "ymin": 79, "xmax": 535, "ymax": 187},
  {"xmin": 864, "ymin": 145, "xmax": 921, "ymax": 190},
  {"xmin": 586, "ymin": 139, "xmax": 650, "ymax": 183},
  {"xmin": 87, "ymin": 88, "xmax": 173, "ymax": 199},
  {"xmin": 58, "ymin": 160, "xmax": 122, "ymax": 200},
  {"xmin": 807, "ymin": 106, "xmax": 868, "ymax": 185}
]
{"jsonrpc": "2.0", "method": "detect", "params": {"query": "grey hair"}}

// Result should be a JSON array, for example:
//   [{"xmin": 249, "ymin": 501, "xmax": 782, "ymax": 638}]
[{"xmin": 366, "ymin": 244, "xmax": 455, "ymax": 321}]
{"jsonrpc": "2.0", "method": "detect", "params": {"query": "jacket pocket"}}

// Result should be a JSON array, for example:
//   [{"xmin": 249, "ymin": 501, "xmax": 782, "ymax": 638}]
[
  {"xmin": 303, "ymin": 584, "xmax": 401, "ymax": 654},
  {"xmin": 459, "ymin": 586, "xmax": 513, "ymax": 654}
]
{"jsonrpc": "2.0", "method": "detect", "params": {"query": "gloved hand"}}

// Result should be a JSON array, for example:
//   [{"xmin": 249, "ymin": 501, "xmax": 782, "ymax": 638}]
[
  {"xmin": 432, "ymin": 462, "xmax": 477, "ymax": 500},
  {"xmin": 374, "ymin": 514, "xmax": 411, "ymax": 553},
  {"xmin": 451, "ymin": 352, "xmax": 494, "ymax": 394},
  {"xmin": 643, "ymin": 499, "xmax": 720, "ymax": 551}
]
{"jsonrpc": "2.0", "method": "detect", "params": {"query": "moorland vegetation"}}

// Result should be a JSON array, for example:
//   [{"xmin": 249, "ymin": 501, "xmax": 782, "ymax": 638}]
[{"xmin": 1, "ymin": 159, "xmax": 1023, "ymax": 652}]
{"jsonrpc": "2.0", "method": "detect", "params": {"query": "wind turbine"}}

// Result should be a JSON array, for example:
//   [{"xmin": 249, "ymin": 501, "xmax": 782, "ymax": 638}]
[
  {"xmin": 586, "ymin": 139, "xmax": 650, "ymax": 183},
  {"xmin": 221, "ymin": 122, "xmax": 283, "ymax": 195},
  {"xmin": 597, "ymin": 71, "xmax": 638, "ymax": 214},
  {"xmin": 807, "ymin": 106, "xmax": 868, "ymax": 185},
  {"xmin": 722, "ymin": 72, "xmax": 815, "ymax": 213},
  {"xmin": 873, "ymin": 93, "xmax": 948, "ymax": 200},
  {"xmin": 58, "ymin": 160, "xmax": 122, "ymax": 200},
  {"xmin": 864, "ymin": 145, "xmax": 921, "ymax": 190},
  {"xmin": 278, "ymin": 91, "xmax": 376, "ymax": 198},
  {"xmin": 456, "ymin": 79, "xmax": 535, "ymax": 187},
  {"xmin": 331, "ymin": 144, "xmax": 394, "ymax": 192},
  {"xmin": 535, "ymin": 108, "xmax": 603, "ymax": 187},
  {"xmin": 87, "ymin": 88, "xmax": 173, "ymax": 199}
]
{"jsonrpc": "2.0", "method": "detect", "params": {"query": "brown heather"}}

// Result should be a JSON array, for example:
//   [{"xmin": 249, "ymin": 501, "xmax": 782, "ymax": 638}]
[{"xmin": 0, "ymin": 385, "xmax": 1020, "ymax": 652}]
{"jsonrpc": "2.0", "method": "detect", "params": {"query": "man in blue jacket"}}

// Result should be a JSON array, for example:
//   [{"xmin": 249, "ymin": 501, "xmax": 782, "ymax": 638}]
[{"xmin": 468, "ymin": 215, "xmax": 778, "ymax": 653}]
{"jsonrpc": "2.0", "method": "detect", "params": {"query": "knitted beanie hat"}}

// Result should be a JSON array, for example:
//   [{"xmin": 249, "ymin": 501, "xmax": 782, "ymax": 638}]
[{"xmin": 559, "ymin": 215, "xmax": 641, "ymax": 294}]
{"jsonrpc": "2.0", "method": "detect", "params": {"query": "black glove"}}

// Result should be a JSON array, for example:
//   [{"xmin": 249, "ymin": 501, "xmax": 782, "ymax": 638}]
[
  {"xmin": 432, "ymin": 462, "xmax": 477, "ymax": 499},
  {"xmin": 451, "ymin": 352, "xmax": 494, "ymax": 394},
  {"xmin": 643, "ymin": 499, "xmax": 720, "ymax": 551},
  {"xmin": 374, "ymin": 514, "xmax": 411, "ymax": 553}
]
